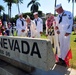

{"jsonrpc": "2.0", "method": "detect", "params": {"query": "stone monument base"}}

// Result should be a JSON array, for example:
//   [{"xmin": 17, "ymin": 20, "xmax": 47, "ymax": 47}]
[{"xmin": 0, "ymin": 59, "xmax": 35, "ymax": 75}]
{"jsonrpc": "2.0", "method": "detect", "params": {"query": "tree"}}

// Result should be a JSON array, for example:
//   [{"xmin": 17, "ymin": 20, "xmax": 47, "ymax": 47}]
[
  {"xmin": 3, "ymin": 0, "xmax": 23, "ymax": 18},
  {"xmin": 0, "ymin": 5, "xmax": 4, "ymax": 16},
  {"xmin": 68, "ymin": 0, "xmax": 76, "ymax": 18},
  {"xmin": 15, "ymin": 0, "xmax": 23, "ymax": 14},
  {"xmin": 3, "ymin": 0, "xmax": 17, "ymax": 18},
  {"xmin": 27, "ymin": 0, "xmax": 41, "ymax": 13}
]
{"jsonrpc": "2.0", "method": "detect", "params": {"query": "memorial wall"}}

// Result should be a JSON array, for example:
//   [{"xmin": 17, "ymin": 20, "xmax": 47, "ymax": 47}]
[{"xmin": 0, "ymin": 36, "xmax": 55, "ymax": 71}]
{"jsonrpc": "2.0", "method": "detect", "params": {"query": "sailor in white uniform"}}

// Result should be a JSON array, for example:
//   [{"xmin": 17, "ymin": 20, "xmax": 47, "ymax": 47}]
[
  {"xmin": 55, "ymin": 4, "xmax": 73, "ymax": 66},
  {"xmin": 33, "ymin": 12, "xmax": 43, "ymax": 38},
  {"xmin": 16, "ymin": 13, "xmax": 26, "ymax": 36}
]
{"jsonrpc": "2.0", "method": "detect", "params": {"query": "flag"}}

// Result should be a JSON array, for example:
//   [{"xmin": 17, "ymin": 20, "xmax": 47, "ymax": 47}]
[
  {"xmin": 64, "ymin": 49, "xmax": 72, "ymax": 66},
  {"xmin": 55, "ymin": 47, "xmax": 59, "ymax": 62}
]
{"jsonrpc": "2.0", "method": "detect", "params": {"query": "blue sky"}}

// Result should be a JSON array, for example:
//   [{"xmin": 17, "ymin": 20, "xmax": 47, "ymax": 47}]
[{"xmin": 0, "ymin": 0, "xmax": 76, "ymax": 17}]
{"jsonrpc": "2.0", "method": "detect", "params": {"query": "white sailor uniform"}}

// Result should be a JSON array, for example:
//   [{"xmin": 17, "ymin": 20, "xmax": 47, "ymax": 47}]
[
  {"xmin": 16, "ymin": 18, "xmax": 26, "ymax": 36},
  {"xmin": 55, "ymin": 10, "xmax": 73, "ymax": 60},
  {"xmin": 34, "ymin": 17, "xmax": 43, "ymax": 38}
]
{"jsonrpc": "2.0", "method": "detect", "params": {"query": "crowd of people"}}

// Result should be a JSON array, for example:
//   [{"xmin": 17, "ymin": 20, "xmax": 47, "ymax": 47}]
[
  {"xmin": 0, "ymin": 3, "xmax": 73, "ymax": 67},
  {"xmin": 16, "ymin": 12, "xmax": 43, "ymax": 38},
  {"xmin": 0, "ymin": 11, "xmax": 43, "ymax": 37},
  {"xmin": 0, "ymin": 19, "xmax": 16, "ymax": 36}
]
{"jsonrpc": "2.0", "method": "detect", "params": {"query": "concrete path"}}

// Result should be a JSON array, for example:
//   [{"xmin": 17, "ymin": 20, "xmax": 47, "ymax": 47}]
[
  {"xmin": 31, "ymin": 64, "xmax": 76, "ymax": 75},
  {"xmin": 0, "ymin": 60, "xmax": 76, "ymax": 75}
]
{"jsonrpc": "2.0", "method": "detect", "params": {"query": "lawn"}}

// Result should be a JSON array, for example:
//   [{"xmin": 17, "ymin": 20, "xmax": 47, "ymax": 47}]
[
  {"xmin": 70, "ymin": 32, "xmax": 76, "ymax": 69},
  {"xmin": 41, "ymin": 31, "xmax": 76, "ymax": 69}
]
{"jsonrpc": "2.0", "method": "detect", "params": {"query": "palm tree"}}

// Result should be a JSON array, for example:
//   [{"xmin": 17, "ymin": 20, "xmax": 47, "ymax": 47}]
[
  {"xmin": 27, "ymin": 0, "xmax": 41, "ymax": 13},
  {"xmin": 0, "ymin": 5, "xmax": 4, "ymax": 16},
  {"xmin": 15, "ymin": 0, "xmax": 23, "ymax": 14},
  {"xmin": 4, "ymin": 0, "xmax": 23, "ymax": 18},
  {"xmin": 3, "ymin": 0, "xmax": 17, "ymax": 18},
  {"xmin": 68, "ymin": 0, "xmax": 76, "ymax": 18}
]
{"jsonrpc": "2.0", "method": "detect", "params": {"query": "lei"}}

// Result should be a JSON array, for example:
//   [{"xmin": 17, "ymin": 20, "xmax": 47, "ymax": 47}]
[{"xmin": 46, "ymin": 15, "xmax": 55, "ymax": 29}]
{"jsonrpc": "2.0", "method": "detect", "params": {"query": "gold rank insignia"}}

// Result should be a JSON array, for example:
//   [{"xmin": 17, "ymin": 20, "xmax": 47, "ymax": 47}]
[{"xmin": 62, "ymin": 14, "xmax": 66, "ymax": 16}]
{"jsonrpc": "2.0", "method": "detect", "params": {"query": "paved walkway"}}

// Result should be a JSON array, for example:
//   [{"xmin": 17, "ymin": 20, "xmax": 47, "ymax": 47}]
[
  {"xmin": 0, "ymin": 60, "xmax": 76, "ymax": 75},
  {"xmin": 68, "ymin": 68, "xmax": 76, "ymax": 75},
  {"xmin": 31, "ymin": 64, "xmax": 76, "ymax": 75}
]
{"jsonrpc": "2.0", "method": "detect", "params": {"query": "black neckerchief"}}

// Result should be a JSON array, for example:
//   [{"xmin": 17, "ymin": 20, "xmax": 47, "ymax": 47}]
[
  {"xmin": 35, "ymin": 19, "xmax": 38, "ymax": 26},
  {"xmin": 59, "ymin": 11, "xmax": 64, "ymax": 24},
  {"xmin": 20, "ymin": 19, "xmax": 24, "ymax": 26}
]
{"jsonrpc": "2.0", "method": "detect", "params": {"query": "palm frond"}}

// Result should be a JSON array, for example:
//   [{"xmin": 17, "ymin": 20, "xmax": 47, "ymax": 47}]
[
  {"xmin": 13, "ymin": 0, "xmax": 23, "ymax": 4},
  {"xmin": 35, "ymin": 0, "xmax": 39, "ymax": 1},
  {"xmin": 68, "ymin": 0, "xmax": 76, "ymax": 3},
  {"xmin": 30, "ymin": 6, "xmax": 33, "ymax": 12},
  {"xmin": 68, "ymin": 0, "xmax": 71, "ymax": 2},
  {"xmin": 72, "ymin": 0, "xmax": 74, "ymax": 2},
  {"xmin": 28, "ymin": 0, "xmax": 41, "ymax": 13},
  {"xmin": 27, "ymin": 1, "xmax": 33, "ymax": 7},
  {"xmin": 17, "ymin": 0, "xmax": 23, "ymax": 3},
  {"xmin": 3, "ymin": 0, "xmax": 17, "ymax": 3},
  {"xmin": 35, "ymin": 2, "xmax": 41, "ymax": 6},
  {"xmin": 30, "ymin": 4, "xmax": 38, "ymax": 13},
  {"xmin": 72, "ymin": 0, "xmax": 76, "ymax": 3},
  {"xmin": 0, "ymin": 5, "xmax": 4, "ymax": 11}
]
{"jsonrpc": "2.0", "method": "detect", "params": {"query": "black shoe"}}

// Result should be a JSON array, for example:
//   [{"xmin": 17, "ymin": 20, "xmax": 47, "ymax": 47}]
[
  {"xmin": 59, "ymin": 58, "xmax": 63, "ymax": 61},
  {"xmin": 55, "ymin": 58, "xmax": 63, "ymax": 65},
  {"xmin": 56, "ymin": 58, "xmax": 67, "ymax": 67},
  {"xmin": 55, "ymin": 61, "xmax": 62, "ymax": 65},
  {"xmin": 62, "ymin": 63, "xmax": 67, "ymax": 67},
  {"xmin": 56, "ymin": 61, "xmax": 67, "ymax": 67}
]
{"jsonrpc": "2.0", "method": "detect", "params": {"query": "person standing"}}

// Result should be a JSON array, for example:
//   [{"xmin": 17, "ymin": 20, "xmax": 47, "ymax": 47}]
[
  {"xmin": 25, "ymin": 15, "xmax": 38, "ymax": 38},
  {"xmin": 0, "ymin": 19, "xmax": 2, "ymax": 35},
  {"xmin": 2, "ymin": 13, "xmax": 8, "ymax": 28},
  {"xmin": 7, "ymin": 22, "xmax": 12, "ymax": 36},
  {"xmin": 16, "ymin": 13, "xmax": 26, "ymax": 37},
  {"xmin": 45, "ymin": 13, "xmax": 56, "ymax": 48},
  {"xmin": 55, "ymin": 4, "xmax": 73, "ymax": 66},
  {"xmin": 33, "ymin": 12, "xmax": 43, "ymax": 38}
]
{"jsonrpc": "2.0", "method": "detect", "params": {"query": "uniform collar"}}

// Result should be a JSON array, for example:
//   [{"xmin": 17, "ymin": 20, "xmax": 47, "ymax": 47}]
[{"xmin": 59, "ymin": 11, "xmax": 65, "ymax": 16}]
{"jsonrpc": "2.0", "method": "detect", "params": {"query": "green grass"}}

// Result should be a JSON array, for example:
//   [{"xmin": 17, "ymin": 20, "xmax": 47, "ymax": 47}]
[
  {"xmin": 70, "ymin": 32, "xmax": 76, "ymax": 69},
  {"xmin": 41, "ymin": 31, "xmax": 76, "ymax": 69}
]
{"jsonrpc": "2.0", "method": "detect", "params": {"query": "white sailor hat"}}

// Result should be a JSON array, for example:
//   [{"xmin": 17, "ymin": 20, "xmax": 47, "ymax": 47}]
[
  {"xmin": 33, "ymin": 12, "xmax": 38, "ymax": 15},
  {"xmin": 55, "ymin": 4, "xmax": 62, "ymax": 10},
  {"xmin": 18, "ymin": 13, "xmax": 22, "ymax": 16}
]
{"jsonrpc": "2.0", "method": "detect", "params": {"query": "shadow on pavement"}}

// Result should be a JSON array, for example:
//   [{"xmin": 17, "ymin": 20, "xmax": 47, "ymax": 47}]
[
  {"xmin": 0, "ymin": 60, "xmax": 72, "ymax": 75},
  {"xmin": 31, "ymin": 64, "xmax": 70, "ymax": 75}
]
